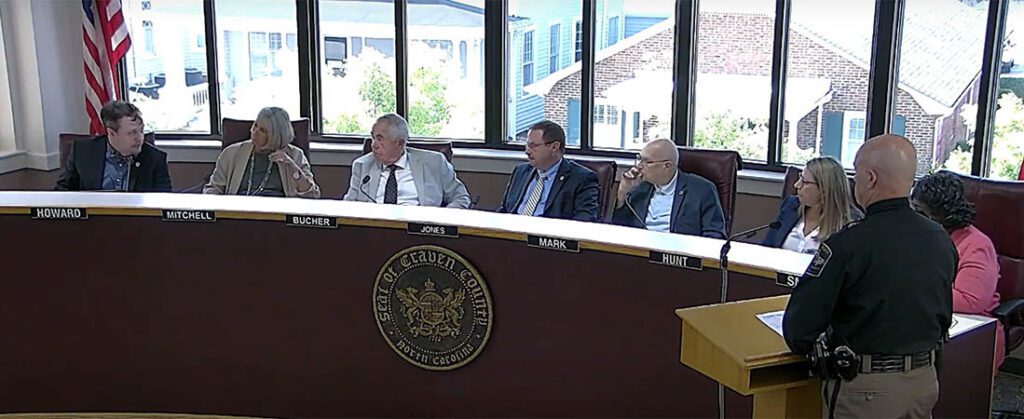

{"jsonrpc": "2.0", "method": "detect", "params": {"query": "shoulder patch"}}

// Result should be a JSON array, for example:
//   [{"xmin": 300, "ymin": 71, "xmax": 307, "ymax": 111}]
[{"xmin": 804, "ymin": 244, "xmax": 833, "ymax": 278}]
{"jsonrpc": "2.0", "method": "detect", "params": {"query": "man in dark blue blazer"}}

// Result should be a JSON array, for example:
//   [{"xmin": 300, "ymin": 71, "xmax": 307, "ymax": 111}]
[
  {"xmin": 55, "ymin": 101, "xmax": 171, "ymax": 192},
  {"xmin": 612, "ymin": 139, "xmax": 726, "ymax": 239},
  {"xmin": 497, "ymin": 121, "xmax": 599, "ymax": 221}
]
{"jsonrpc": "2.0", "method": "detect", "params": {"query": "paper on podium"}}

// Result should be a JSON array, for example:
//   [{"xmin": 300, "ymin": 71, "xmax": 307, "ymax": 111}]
[{"xmin": 756, "ymin": 310, "xmax": 995, "ymax": 340}]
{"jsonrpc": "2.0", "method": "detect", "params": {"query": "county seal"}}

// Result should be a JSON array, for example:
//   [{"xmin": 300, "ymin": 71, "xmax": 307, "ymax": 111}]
[{"xmin": 373, "ymin": 245, "xmax": 493, "ymax": 370}]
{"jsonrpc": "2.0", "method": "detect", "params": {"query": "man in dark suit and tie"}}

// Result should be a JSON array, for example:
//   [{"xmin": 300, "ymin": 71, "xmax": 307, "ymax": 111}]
[
  {"xmin": 612, "ymin": 139, "xmax": 726, "ymax": 238},
  {"xmin": 497, "ymin": 120, "xmax": 599, "ymax": 221},
  {"xmin": 55, "ymin": 100, "xmax": 171, "ymax": 192}
]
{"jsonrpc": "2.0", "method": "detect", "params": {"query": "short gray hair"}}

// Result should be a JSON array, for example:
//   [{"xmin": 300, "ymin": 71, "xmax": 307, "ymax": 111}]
[
  {"xmin": 376, "ymin": 113, "xmax": 410, "ymax": 142},
  {"xmin": 255, "ymin": 107, "xmax": 294, "ymax": 150}
]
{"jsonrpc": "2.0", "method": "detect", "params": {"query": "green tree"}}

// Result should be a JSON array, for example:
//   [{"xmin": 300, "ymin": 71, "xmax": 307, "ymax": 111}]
[
  {"xmin": 953, "ymin": 92, "xmax": 1024, "ymax": 179},
  {"xmin": 337, "ymin": 62, "xmax": 452, "ymax": 137},
  {"xmin": 692, "ymin": 112, "xmax": 767, "ymax": 160}
]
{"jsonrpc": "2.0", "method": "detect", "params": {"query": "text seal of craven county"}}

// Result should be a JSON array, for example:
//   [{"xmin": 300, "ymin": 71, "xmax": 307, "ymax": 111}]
[{"xmin": 373, "ymin": 245, "xmax": 493, "ymax": 371}]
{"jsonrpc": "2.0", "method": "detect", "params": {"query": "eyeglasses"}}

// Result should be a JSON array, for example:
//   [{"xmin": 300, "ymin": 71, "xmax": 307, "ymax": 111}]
[
  {"xmin": 796, "ymin": 175, "xmax": 818, "ymax": 186},
  {"xmin": 635, "ymin": 156, "xmax": 671, "ymax": 167},
  {"xmin": 526, "ymin": 140, "xmax": 557, "ymax": 149}
]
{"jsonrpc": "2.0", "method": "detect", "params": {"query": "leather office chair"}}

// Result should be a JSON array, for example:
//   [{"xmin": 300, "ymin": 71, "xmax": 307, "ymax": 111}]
[
  {"xmin": 222, "ymin": 117, "xmax": 311, "ymax": 159},
  {"xmin": 575, "ymin": 159, "xmax": 617, "ymax": 222},
  {"xmin": 677, "ymin": 147, "xmax": 742, "ymax": 235},
  {"xmin": 59, "ymin": 132, "xmax": 156, "ymax": 169},
  {"xmin": 361, "ymin": 138, "xmax": 453, "ymax": 162},
  {"xmin": 959, "ymin": 175, "xmax": 1024, "ymax": 355}
]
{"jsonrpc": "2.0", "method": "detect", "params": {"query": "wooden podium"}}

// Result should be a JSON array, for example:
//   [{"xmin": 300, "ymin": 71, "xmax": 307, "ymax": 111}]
[{"xmin": 676, "ymin": 295, "xmax": 821, "ymax": 418}]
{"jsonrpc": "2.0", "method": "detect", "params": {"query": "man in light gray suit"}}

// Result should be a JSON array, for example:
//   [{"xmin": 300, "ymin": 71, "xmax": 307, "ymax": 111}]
[{"xmin": 343, "ymin": 114, "xmax": 472, "ymax": 208}]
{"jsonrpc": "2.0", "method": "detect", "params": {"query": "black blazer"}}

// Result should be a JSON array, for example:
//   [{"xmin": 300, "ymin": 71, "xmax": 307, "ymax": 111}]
[
  {"xmin": 612, "ymin": 169, "xmax": 726, "ymax": 239},
  {"xmin": 497, "ymin": 158, "xmax": 600, "ymax": 222},
  {"xmin": 761, "ymin": 195, "xmax": 802, "ymax": 247},
  {"xmin": 55, "ymin": 136, "xmax": 172, "ymax": 192}
]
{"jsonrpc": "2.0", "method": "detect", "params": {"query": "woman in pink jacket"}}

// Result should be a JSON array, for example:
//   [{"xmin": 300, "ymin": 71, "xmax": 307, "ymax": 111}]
[{"xmin": 912, "ymin": 171, "xmax": 1004, "ymax": 371}]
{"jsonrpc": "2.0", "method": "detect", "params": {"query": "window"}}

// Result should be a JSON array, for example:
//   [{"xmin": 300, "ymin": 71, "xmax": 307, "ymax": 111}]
[
  {"xmin": 507, "ymin": 1, "xmax": 583, "ymax": 145},
  {"xmin": 549, "ymin": 24, "xmax": 560, "ymax": 72},
  {"xmin": 217, "ymin": 0, "xmax": 299, "ymax": 122},
  {"xmin": 782, "ymin": 0, "xmax": 875, "ymax": 167},
  {"xmin": 842, "ymin": 111, "xmax": 866, "ymax": 167},
  {"xmin": 319, "ymin": 0, "xmax": 395, "ymax": 136},
  {"xmin": 123, "ymin": 0, "xmax": 210, "ymax": 132},
  {"xmin": 408, "ymin": 1, "xmax": 484, "ymax": 139},
  {"xmin": 142, "ymin": 21, "xmax": 155, "ymax": 54},
  {"xmin": 693, "ymin": 0, "xmax": 775, "ymax": 162},
  {"xmin": 574, "ymin": 20, "xmax": 583, "ymax": 63},
  {"xmin": 985, "ymin": 1, "xmax": 1024, "ymax": 179},
  {"xmin": 607, "ymin": 16, "xmax": 619, "ymax": 47},
  {"xmin": 523, "ymin": 30, "xmax": 535, "ymax": 86},
  {"xmin": 593, "ymin": 1, "xmax": 673, "ymax": 151},
  {"xmin": 896, "ymin": 0, "xmax": 988, "ymax": 175}
]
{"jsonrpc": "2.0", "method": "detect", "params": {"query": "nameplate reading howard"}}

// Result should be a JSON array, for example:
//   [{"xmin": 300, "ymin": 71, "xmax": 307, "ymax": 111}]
[
  {"xmin": 373, "ymin": 245, "xmax": 492, "ymax": 371},
  {"xmin": 32, "ymin": 207, "xmax": 88, "ymax": 220}
]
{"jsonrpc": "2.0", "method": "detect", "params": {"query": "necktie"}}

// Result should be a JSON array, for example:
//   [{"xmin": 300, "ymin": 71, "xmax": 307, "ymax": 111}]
[
  {"xmin": 518, "ymin": 172, "xmax": 546, "ymax": 216},
  {"xmin": 384, "ymin": 164, "xmax": 398, "ymax": 204}
]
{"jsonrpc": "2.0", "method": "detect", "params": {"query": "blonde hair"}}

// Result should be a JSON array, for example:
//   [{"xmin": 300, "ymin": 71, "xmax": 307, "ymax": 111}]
[
  {"xmin": 801, "ymin": 156, "xmax": 859, "ymax": 240},
  {"xmin": 254, "ymin": 107, "xmax": 294, "ymax": 150}
]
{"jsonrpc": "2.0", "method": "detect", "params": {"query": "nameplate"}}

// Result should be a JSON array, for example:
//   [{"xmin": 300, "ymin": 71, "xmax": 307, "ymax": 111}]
[
  {"xmin": 776, "ymin": 272, "xmax": 800, "ymax": 288},
  {"xmin": 161, "ymin": 210, "xmax": 216, "ymax": 222},
  {"xmin": 526, "ymin": 235, "xmax": 579, "ymax": 253},
  {"xmin": 31, "ymin": 207, "xmax": 88, "ymax": 220},
  {"xmin": 407, "ymin": 222, "xmax": 458, "ymax": 238},
  {"xmin": 648, "ymin": 251, "xmax": 703, "ymax": 271},
  {"xmin": 287, "ymin": 214, "xmax": 338, "ymax": 229}
]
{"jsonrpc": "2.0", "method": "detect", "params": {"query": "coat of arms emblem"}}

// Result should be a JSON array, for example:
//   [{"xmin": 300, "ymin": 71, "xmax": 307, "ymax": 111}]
[{"xmin": 373, "ymin": 245, "xmax": 492, "ymax": 371}]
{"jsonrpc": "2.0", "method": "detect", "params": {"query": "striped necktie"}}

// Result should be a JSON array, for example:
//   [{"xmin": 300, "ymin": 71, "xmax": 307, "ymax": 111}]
[{"xmin": 518, "ymin": 172, "xmax": 547, "ymax": 216}]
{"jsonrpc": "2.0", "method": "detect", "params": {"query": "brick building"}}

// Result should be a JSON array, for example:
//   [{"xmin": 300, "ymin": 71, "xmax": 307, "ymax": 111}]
[{"xmin": 526, "ymin": 0, "xmax": 987, "ymax": 173}]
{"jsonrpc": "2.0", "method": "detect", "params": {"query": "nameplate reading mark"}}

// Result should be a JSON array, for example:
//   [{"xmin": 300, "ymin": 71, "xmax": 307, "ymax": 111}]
[
  {"xmin": 31, "ymin": 207, "xmax": 87, "ymax": 220},
  {"xmin": 287, "ymin": 214, "xmax": 338, "ymax": 229},
  {"xmin": 648, "ymin": 251, "xmax": 703, "ymax": 271},
  {"xmin": 526, "ymin": 235, "xmax": 579, "ymax": 253},
  {"xmin": 776, "ymin": 273, "xmax": 800, "ymax": 289},
  {"xmin": 161, "ymin": 210, "xmax": 216, "ymax": 222},
  {"xmin": 407, "ymin": 222, "xmax": 458, "ymax": 238}
]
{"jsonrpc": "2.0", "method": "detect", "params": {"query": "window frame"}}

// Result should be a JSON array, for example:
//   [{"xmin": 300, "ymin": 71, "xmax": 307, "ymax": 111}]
[
  {"xmin": 522, "ymin": 29, "xmax": 534, "ymax": 87},
  {"xmin": 121, "ymin": 0, "xmax": 1014, "ymax": 177}
]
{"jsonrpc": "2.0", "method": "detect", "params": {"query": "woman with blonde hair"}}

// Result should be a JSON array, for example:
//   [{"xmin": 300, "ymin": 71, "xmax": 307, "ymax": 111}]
[
  {"xmin": 762, "ymin": 156, "xmax": 861, "ymax": 253},
  {"xmin": 204, "ymin": 107, "xmax": 320, "ymax": 198}
]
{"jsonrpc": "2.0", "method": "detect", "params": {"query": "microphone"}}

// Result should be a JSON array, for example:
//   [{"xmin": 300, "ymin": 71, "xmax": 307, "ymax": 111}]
[
  {"xmin": 359, "ymin": 175, "xmax": 377, "ymax": 203},
  {"xmin": 623, "ymin": 191, "xmax": 645, "ymax": 227},
  {"xmin": 729, "ymin": 221, "xmax": 782, "ymax": 242}
]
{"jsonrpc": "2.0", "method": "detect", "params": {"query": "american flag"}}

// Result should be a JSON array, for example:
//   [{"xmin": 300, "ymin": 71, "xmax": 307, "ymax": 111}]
[{"xmin": 82, "ymin": 0, "xmax": 132, "ymax": 135}]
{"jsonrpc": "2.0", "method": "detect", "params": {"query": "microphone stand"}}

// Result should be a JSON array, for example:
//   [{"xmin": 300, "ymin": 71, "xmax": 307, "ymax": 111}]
[{"xmin": 716, "ymin": 221, "xmax": 780, "ymax": 419}]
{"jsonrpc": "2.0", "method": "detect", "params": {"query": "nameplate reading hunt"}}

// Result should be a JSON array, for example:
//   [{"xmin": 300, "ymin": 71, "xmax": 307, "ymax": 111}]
[
  {"xmin": 776, "ymin": 272, "xmax": 799, "ymax": 288},
  {"xmin": 32, "ymin": 207, "xmax": 87, "ymax": 220},
  {"xmin": 648, "ymin": 251, "xmax": 703, "ymax": 271},
  {"xmin": 287, "ymin": 214, "xmax": 338, "ymax": 229},
  {"xmin": 407, "ymin": 222, "xmax": 459, "ymax": 238},
  {"xmin": 526, "ymin": 235, "xmax": 579, "ymax": 253},
  {"xmin": 162, "ymin": 210, "xmax": 216, "ymax": 222}
]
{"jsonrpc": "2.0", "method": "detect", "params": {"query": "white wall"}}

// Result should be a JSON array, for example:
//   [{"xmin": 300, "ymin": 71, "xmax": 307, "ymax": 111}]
[{"xmin": 0, "ymin": 0, "xmax": 87, "ymax": 174}]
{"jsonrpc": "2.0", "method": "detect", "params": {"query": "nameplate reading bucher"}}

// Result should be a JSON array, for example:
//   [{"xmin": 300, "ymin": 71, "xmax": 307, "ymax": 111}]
[
  {"xmin": 287, "ymin": 214, "xmax": 338, "ymax": 229},
  {"xmin": 407, "ymin": 223, "xmax": 459, "ymax": 238},
  {"xmin": 161, "ymin": 210, "xmax": 216, "ymax": 222},
  {"xmin": 648, "ymin": 251, "xmax": 703, "ymax": 271},
  {"xmin": 31, "ymin": 207, "xmax": 88, "ymax": 220},
  {"xmin": 526, "ymin": 235, "xmax": 580, "ymax": 253}
]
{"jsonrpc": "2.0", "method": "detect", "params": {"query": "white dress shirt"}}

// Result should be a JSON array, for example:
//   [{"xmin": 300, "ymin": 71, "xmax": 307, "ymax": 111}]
[
  {"xmin": 644, "ymin": 172, "xmax": 678, "ymax": 232},
  {"xmin": 376, "ymin": 152, "xmax": 419, "ymax": 205},
  {"xmin": 782, "ymin": 219, "xmax": 821, "ymax": 254}
]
